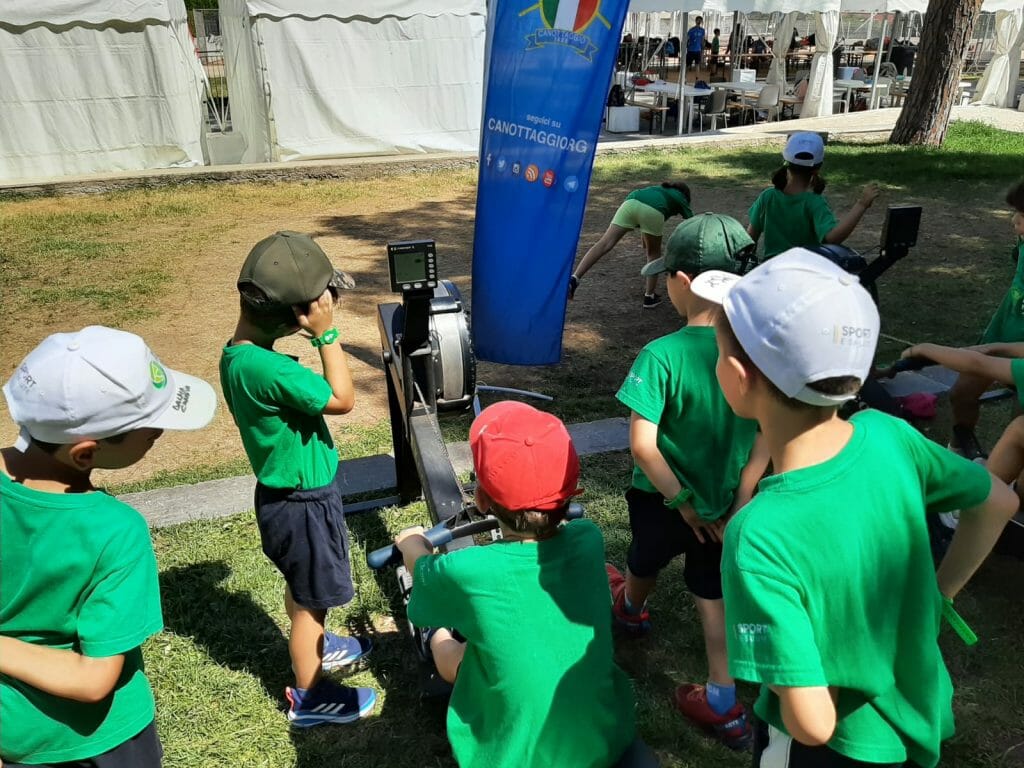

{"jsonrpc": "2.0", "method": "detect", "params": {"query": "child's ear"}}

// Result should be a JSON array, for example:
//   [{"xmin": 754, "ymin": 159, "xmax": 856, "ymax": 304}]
[
  {"xmin": 474, "ymin": 484, "xmax": 493, "ymax": 513},
  {"xmin": 67, "ymin": 440, "xmax": 99, "ymax": 470},
  {"xmin": 669, "ymin": 270, "xmax": 692, "ymax": 288},
  {"xmin": 726, "ymin": 354, "xmax": 754, "ymax": 395}
]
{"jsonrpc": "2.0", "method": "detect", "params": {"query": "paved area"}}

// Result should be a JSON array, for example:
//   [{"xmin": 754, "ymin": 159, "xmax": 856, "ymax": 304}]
[{"xmin": 123, "ymin": 417, "xmax": 629, "ymax": 528}]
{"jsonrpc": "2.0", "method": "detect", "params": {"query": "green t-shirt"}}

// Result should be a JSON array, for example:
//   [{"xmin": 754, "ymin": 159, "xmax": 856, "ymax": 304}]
[
  {"xmin": 220, "ymin": 342, "xmax": 337, "ymax": 490},
  {"xmin": 711, "ymin": 35, "xmax": 720, "ymax": 54},
  {"xmin": 616, "ymin": 326, "xmax": 758, "ymax": 520},
  {"xmin": 748, "ymin": 187, "xmax": 838, "ymax": 259},
  {"xmin": 406, "ymin": 520, "xmax": 635, "ymax": 768},
  {"xmin": 722, "ymin": 409, "xmax": 992, "ymax": 768},
  {"xmin": 0, "ymin": 474, "xmax": 162, "ymax": 764},
  {"xmin": 981, "ymin": 241, "xmax": 1024, "ymax": 344},
  {"xmin": 626, "ymin": 185, "xmax": 693, "ymax": 220}
]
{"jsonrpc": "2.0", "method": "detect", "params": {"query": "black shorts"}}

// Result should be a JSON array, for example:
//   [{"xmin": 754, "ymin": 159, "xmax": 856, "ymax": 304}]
[
  {"xmin": 752, "ymin": 720, "xmax": 912, "ymax": 768},
  {"xmin": 686, "ymin": 51, "xmax": 702, "ymax": 68},
  {"xmin": 6, "ymin": 721, "xmax": 162, "ymax": 768},
  {"xmin": 625, "ymin": 488, "xmax": 723, "ymax": 600},
  {"xmin": 255, "ymin": 467, "xmax": 354, "ymax": 610}
]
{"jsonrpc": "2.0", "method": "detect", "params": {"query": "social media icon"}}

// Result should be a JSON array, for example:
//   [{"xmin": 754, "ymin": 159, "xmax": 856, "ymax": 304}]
[
  {"xmin": 543, "ymin": 170, "xmax": 556, "ymax": 188},
  {"xmin": 497, "ymin": 157, "xmax": 507, "ymax": 171},
  {"xmin": 563, "ymin": 175, "xmax": 579, "ymax": 192},
  {"xmin": 525, "ymin": 164, "xmax": 540, "ymax": 182},
  {"xmin": 485, "ymin": 153, "xmax": 493, "ymax": 166},
  {"xmin": 512, "ymin": 162, "xmax": 522, "ymax": 175}
]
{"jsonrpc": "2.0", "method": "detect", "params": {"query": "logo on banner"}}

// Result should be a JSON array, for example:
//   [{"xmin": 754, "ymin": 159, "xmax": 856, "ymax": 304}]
[
  {"xmin": 525, "ymin": 164, "xmax": 540, "ymax": 182},
  {"xmin": 520, "ymin": 0, "xmax": 611, "ymax": 60}
]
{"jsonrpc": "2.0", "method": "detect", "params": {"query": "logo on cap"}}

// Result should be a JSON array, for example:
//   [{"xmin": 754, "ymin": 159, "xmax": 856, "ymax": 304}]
[{"xmin": 150, "ymin": 361, "xmax": 167, "ymax": 389}]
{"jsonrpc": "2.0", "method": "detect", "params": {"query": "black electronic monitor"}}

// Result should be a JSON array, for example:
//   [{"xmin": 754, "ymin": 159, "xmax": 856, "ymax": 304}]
[{"xmin": 387, "ymin": 240, "xmax": 438, "ymax": 293}]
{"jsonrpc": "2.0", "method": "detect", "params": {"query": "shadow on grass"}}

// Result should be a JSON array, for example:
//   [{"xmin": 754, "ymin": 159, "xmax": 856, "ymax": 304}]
[{"xmin": 160, "ymin": 558, "xmax": 453, "ymax": 767}]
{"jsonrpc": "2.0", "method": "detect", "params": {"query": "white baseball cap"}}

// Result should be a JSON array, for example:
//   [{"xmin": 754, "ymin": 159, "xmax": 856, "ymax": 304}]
[
  {"xmin": 691, "ymin": 270, "xmax": 742, "ymax": 303},
  {"xmin": 712, "ymin": 248, "xmax": 879, "ymax": 406},
  {"xmin": 3, "ymin": 326, "xmax": 217, "ymax": 451},
  {"xmin": 783, "ymin": 132, "xmax": 825, "ymax": 167}
]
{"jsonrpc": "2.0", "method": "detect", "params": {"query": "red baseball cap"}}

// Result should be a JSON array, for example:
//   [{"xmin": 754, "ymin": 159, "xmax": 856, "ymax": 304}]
[{"xmin": 469, "ymin": 401, "xmax": 582, "ymax": 512}]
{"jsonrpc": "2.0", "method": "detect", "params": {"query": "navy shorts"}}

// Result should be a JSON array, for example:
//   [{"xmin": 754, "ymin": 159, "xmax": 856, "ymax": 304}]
[
  {"xmin": 625, "ymin": 487, "xmax": 723, "ymax": 600},
  {"xmin": 255, "ymin": 467, "xmax": 354, "ymax": 610},
  {"xmin": 686, "ymin": 51, "xmax": 702, "ymax": 68},
  {"xmin": 753, "ymin": 720, "xmax": 913, "ymax": 767},
  {"xmin": 5, "ymin": 721, "xmax": 162, "ymax": 768}
]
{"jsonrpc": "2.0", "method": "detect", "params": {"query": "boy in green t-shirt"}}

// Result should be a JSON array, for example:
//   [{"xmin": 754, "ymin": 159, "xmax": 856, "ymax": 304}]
[
  {"xmin": 1, "ymin": 326, "xmax": 217, "ymax": 767},
  {"xmin": 706, "ymin": 248, "xmax": 1017, "ymax": 768},
  {"xmin": 747, "ymin": 133, "xmax": 879, "ymax": 260},
  {"xmin": 611, "ymin": 213, "xmax": 769, "ymax": 749},
  {"xmin": 395, "ymin": 402, "xmax": 645, "ymax": 768},
  {"xmin": 945, "ymin": 180, "xmax": 1024, "ymax": 458},
  {"xmin": 220, "ymin": 231, "xmax": 375, "ymax": 727}
]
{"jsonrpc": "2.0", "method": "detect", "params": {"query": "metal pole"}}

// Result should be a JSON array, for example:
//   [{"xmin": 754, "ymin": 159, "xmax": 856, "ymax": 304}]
[
  {"xmin": 869, "ymin": 14, "xmax": 889, "ymax": 109},
  {"xmin": 676, "ymin": 11, "xmax": 688, "ymax": 135}
]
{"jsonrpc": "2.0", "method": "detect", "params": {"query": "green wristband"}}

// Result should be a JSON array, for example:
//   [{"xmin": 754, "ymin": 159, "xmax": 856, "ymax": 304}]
[
  {"xmin": 664, "ymin": 487, "xmax": 694, "ymax": 510},
  {"xmin": 310, "ymin": 327, "xmax": 339, "ymax": 348},
  {"xmin": 942, "ymin": 597, "xmax": 978, "ymax": 646}
]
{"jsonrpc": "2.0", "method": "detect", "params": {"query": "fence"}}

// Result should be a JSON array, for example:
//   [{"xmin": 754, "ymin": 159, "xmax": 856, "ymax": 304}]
[{"xmin": 192, "ymin": 9, "xmax": 231, "ymax": 133}]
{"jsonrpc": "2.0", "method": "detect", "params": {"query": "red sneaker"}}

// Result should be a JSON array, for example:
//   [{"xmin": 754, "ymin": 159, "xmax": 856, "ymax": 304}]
[
  {"xmin": 673, "ymin": 683, "xmax": 751, "ymax": 750},
  {"xmin": 606, "ymin": 563, "xmax": 651, "ymax": 636}
]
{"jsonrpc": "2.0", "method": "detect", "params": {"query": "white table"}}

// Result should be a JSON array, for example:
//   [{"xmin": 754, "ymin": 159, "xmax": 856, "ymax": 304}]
[
  {"xmin": 834, "ymin": 78, "xmax": 871, "ymax": 111},
  {"xmin": 637, "ymin": 82, "xmax": 714, "ymax": 134}
]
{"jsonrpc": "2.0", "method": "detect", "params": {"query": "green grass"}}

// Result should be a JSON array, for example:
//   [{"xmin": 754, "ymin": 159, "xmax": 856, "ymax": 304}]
[{"xmin": 147, "ymin": 453, "xmax": 1024, "ymax": 768}]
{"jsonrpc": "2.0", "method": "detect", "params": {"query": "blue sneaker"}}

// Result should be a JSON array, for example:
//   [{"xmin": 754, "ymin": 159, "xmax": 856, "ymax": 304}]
[
  {"xmin": 286, "ymin": 679, "xmax": 376, "ymax": 727},
  {"xmin": 322, "ymin": 632, "xmax": 372, "ymax": 672}
]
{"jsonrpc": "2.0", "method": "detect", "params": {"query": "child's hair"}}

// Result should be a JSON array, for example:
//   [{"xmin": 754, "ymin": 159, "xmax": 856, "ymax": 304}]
[
  {"xmin": 713, "ymin": 28, "xmax": 720, "ymax": 35},
  {"xmin": 239, "ymin": 283, "xmax": 342, "ymax": 333},
  {"xmin": 491, "ymin": 501, "xmax": 569, "ymax": 539},
  {"xmin": 695, "ymin": 15, "xmax": 703, "ymax": 23},
  {"xmin": 1006, "ymin": 180, "xmax": 1024, "ymax": 213},
  {"xmin": 716, "ymin": 313, "xmax": 861, "ymax": 412},
  {"xmin": 32, "ymin": 433, "xmax": 128, "ymax": 454},
  {"xmin": 661, "ymin": 180, "xmax": 692, "ymax": 203},
  {"xmin": 771, "ymin": 164, "xmax": 827, "ymax": 195}
]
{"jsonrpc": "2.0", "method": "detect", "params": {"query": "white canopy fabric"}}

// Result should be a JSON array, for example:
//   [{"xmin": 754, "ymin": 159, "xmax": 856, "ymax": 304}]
[
  {"xmin": 801, "ymin": 10, "xmax": 839, "ymax": 117},
  {"xmin": 973, "ymin": 9, "xmax": 1024, "ymax": 106},
  {"xmin": 0, "ymin": 0, "xmax": 205, "ymax": 182},
  {"xmin": 767, "ymin": 10, "xmax": 800, "ymax": 85},
  {"xmin": 5, "ymin": 0, "xmax": 181, "ymax": 26},
  {"xmin": 244, "ymin": 0, "xmax": 482, "ymax": 18},
  {"xmin": 221, "ymin": 0, "xmax": 485, "ymax": 162}
]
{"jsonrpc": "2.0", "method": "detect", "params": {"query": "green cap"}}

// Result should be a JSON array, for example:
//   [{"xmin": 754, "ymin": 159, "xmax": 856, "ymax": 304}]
[
  {"xmin": 237, "ymin": 231, "xmax": 355, "ymax": 306},
  {"xmin": 641, "ymin": 213, "xmax": 754, "ymax": 277}
]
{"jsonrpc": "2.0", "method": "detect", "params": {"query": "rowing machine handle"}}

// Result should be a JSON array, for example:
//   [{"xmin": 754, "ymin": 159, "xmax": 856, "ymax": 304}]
[
  {"xmin": 885, "ymin": 356, "xmax": 931, "ymax": 376},
  {"xmin": 366, "ymin": 502, "xmax": 585, "ymax": 571}
]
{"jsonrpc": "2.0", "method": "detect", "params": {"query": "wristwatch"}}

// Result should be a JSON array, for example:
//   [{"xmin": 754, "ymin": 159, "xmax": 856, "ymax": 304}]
[{"xmin": 310, "ymin": 328, "xmax": 340, "ymax": 347}]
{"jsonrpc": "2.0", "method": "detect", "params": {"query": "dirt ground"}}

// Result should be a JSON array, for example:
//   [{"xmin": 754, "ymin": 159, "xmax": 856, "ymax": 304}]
[{"xmin": 0, "ymin": 163, "xmax": 1012, "ymax": 487}]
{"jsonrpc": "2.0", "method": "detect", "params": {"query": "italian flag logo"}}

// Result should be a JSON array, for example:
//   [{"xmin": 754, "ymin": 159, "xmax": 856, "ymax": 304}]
[{"xmin": 523, "ymin": 0, "xmax": 610, "ymax": 34}]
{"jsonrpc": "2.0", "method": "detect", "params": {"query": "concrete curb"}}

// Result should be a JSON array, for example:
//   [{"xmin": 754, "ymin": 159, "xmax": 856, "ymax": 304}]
[{"xmin": 122, "ymin": 417, "xmax": 629, "ymax": 528}]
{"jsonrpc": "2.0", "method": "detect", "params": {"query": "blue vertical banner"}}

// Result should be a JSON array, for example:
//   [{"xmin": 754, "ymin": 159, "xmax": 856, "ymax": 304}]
[{"xmin": 471, "ymin": 0, "xmax": 630, "ymax": 365}]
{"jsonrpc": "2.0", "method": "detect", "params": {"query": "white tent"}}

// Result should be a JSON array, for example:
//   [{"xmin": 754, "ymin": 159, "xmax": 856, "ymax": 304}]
[
  {"xmin": 973, "ymin": 8, "xmax": 1024, "ymax": 106},
  {"xmin": 219, "ymin": 0, "xmax": 486, "ymax": 163},
  {"xmin": 0, "ymin": 0, "xmax": 205, "ymax": 182}
]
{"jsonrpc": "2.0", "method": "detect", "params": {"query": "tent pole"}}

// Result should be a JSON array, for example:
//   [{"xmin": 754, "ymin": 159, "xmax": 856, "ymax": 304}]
[
  {"xmin": 677, "ymin": 11, "xmax": 688, "ymax": 135},
  {"xmin": 869, "ymin": 14, "xmax": 889, "ymax": 108}
]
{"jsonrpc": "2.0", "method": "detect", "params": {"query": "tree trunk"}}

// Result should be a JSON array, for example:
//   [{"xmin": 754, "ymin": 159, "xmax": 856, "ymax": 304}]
[{"xmin": 889, "ymin": 0, "xmax": 982, "ymax": 146}]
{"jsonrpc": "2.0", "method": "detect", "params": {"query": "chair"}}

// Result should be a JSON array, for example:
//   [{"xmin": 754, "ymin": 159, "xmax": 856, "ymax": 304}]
[
  {"xmin": 742, "ymin": 84, "xmax": 781, "ymax": 123},
  {"xmin": 832, "ymin": 89, "xmax": 849, "ymax": 113},
  {"xmin": 700, "ymin": 88, "xmax": 730, "ymax": 131}
]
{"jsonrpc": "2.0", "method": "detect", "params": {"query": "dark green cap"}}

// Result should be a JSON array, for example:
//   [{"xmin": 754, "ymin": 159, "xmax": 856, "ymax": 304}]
[
  {"xmin": 641, "ymin": 213, "xmax": 753, "ymax": 277},
  {"xmin": 238, "ymin": 231, "xmax": 355, "ymax": 306}
]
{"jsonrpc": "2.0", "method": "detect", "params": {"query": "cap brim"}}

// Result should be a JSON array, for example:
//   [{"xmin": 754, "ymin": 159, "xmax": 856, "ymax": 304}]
[
  {"xmin": 329, "ymin": 269, "xmax": 356, "ymax": 291},
  {"xmin": 640, "ymin": 258, "xmax": 668, "ymax": 277},
  {"xmin": 146, "ymin": 368, "xmax": 218, "ymax": 432},
  {"xmin": 690, "ymin": 270, "xmax": 741, "ymax": 304}
]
